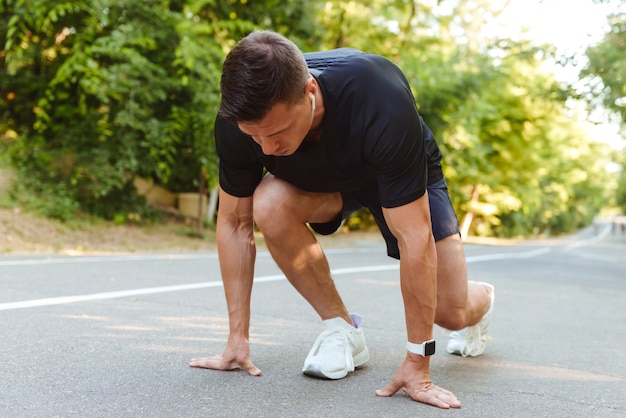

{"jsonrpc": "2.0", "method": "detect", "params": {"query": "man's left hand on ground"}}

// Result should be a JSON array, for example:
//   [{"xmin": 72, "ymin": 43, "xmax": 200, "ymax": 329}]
[{"xmin": 375, "ymin": 356, "xmax": 461, "ymax": 409}]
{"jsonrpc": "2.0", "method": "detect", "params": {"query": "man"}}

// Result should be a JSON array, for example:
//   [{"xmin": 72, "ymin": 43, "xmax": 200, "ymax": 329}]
[{"xmin": 190, "ymin": 31, "xmax": 494, "ymax": 410}]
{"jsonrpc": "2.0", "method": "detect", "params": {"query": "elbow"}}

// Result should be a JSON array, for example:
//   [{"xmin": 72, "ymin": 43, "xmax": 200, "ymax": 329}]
[
  {"xmin": 217, "ymin": 212, "xmax": 255, "ymax": 245},
  {"xmin": 396, "ymin": 227, "xmax": 435, "ymax": 260}
]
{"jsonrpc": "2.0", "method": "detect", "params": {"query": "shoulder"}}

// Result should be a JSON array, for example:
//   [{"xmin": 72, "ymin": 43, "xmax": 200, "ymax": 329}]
[
  {"xmin": 306, "ymin": 49, "xmax": 400, "ymax": 77},
  {"xmin": 215, "ymin": 116, "xmax": 257, "ymax": 164},
  {"xmin": 214, "ymin": 116, "xmax": 237, "ymax": 154},
  {"xmin": 304, "ymin": 48, "xmax": 364, "ymax": 65},
  {"xmin": 312, "ymin": 51, "xmax": 410, "ymax": 101}
]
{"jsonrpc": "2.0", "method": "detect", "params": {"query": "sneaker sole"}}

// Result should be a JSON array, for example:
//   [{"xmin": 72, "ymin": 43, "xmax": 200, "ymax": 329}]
[
  {"xmin": 447, "ymin": 282, "xmax": 495, "ymax": 357},
  {"xmin": 302, "ymin": 346, "xmax": 370, "ymax": 380}
]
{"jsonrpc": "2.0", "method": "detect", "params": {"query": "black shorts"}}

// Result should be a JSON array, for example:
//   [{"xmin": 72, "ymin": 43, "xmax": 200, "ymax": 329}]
[{"xmin": 309, "ymin": 178, "xmax": 460, "ymax": 259}]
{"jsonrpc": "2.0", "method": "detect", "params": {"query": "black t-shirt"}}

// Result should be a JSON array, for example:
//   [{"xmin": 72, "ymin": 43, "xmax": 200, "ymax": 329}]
[{"xmin": 216, "ymin": 48, "xmax": 443, "ymax": 209}]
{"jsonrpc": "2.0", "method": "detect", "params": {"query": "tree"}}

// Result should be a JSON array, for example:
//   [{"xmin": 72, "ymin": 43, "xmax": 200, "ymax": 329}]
[
  {"xmin": 583, "ymin": 4, "xmax": 626, "ymax": 125},
  {"xmin": 0, "ymin": 0, "xmax": 316, "ymax": 221},
  {"xmin": 583, "ymin": 1, "xmax": 626, "ymax": 215},
  {"xmin": 394, "ymin": 0, "xmax": 612, "ymax": 236},
  {"xmin": 3, "ymin": 1, "xmax": 211, "ymax": 219},
  {"xmin": 1, "ymin": 0, "xmax": 617, "ymax": 236}
]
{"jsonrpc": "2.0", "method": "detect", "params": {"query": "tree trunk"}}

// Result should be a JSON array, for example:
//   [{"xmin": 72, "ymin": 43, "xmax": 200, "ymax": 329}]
[
  {"xmin": 197, "ymin": 170, "xmax": 205, "ymax": 233},
  {"xmin": 207, "ymin": 186, "xmax": 218, "ymax": 225},
  {"xmin": 460, "ymin": 184, "xmax": 480, "ymax": 238}
]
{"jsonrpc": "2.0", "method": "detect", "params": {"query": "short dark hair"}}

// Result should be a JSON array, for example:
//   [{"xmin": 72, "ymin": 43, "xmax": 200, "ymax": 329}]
[{"xmin": 218, "ymin": 31, "xmax": 310, "ymax": 123}]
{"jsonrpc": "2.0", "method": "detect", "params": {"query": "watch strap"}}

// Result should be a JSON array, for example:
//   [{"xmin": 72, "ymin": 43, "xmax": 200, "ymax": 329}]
[{"xmin": 406, "ymin": 339, "xmax": 436, "ymax": 356}]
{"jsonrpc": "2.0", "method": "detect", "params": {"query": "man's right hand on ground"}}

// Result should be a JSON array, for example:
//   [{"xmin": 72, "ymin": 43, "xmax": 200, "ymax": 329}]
[{"xmin": 189, "ymin": 339, "xmax": 262, "ymax": 376}]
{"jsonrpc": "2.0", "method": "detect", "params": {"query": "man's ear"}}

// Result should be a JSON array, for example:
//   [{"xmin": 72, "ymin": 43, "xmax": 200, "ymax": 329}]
[{"xmin": 305, "ymin": 76, "xmax": 318, "ymax": 95}]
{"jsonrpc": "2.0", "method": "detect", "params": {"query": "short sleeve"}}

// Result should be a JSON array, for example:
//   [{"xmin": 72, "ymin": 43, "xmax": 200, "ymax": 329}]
[
  {"xmin": 359, "ymin": 70, "xmax": 428, "ymax": 208},
  {"xmin": 215, "ymin": 116, "xmax": 264, "ymax": 197}
]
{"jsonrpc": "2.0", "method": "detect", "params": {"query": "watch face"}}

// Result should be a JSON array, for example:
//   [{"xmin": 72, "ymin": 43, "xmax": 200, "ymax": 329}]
[{"xmin": 425, "ymin": 340, "xmax": 436, "ymax": 356}]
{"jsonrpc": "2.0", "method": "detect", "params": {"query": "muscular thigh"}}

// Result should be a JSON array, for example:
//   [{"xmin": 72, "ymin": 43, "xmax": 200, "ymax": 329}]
[{"xmin": 253, "ymin": 174, "xmax": 343, "ymax": 224}]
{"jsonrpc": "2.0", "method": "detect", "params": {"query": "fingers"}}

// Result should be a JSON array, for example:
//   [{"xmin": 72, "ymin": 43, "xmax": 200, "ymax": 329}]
[
  {"xmin": 410, "ymin": 383, "xmax": 461, "ymax": 409},
  {"xmin": 375, "ymin": 380, "xmax": 402, "ymax": 397},
  {"xmin": 189, "ymin": 355, "xmax": 222, "ymax": 369},
  {"xmin": 377, "ymin": 379, "xmax": 461, "ymax": 409},
  {"xmin": 189, "ymin": 355, "xmax": 262, "ymax": 376}
]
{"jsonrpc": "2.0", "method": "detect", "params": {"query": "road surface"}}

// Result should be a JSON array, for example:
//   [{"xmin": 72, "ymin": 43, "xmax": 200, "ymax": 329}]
[{"xmin": 1, "ymin": 224, "xmax": 625, "ymax": 417}]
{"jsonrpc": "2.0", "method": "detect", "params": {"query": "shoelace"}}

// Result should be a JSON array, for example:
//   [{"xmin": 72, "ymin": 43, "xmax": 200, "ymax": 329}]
[
  {"xmin": 313, "ymin": 328, "xmax": 355, "ymax": 371},
  {"xmin": 462, "ymin": 325, "xmax": 483, "ymax": 356}
]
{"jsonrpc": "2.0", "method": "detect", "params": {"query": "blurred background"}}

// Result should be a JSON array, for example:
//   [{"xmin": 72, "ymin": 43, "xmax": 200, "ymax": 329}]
[{"xmin": 1, "ymin": 0, "xmax": 625, "ymax": 240}]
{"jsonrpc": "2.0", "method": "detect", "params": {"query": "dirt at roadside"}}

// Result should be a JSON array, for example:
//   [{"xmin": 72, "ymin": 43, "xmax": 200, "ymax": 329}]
[
  {"xmin": 0, "ymin": 165, "xmax": 508, "ymax": 255},
  {"xmin": 0, "ymin": 171, "xmax": 380, "ymax": 255},
  {"xmin": 0, "ymin": 163, "xmax": 221, "ymax": 254},
  {"xmin": 0, "ymin": 207, "xmax": 222, "ymax": 255},
  {"xmin": 0, "ymin": 206, "xmax": 390, "ymax": 255}
]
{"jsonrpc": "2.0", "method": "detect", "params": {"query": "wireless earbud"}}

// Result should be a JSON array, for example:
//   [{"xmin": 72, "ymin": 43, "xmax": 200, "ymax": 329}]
[{"xmin": 309, "ymin": 93, "xmax": 316, "ymax": 111}]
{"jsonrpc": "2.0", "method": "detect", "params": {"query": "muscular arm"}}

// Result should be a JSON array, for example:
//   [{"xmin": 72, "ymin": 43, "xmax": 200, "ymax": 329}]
[
  {"xmin": 376, "ymin": 192, "xmax": 460, "ymax": 409},
  {"xmin": 189, "ymin": 188, "xmax": 261, "ymax": 375},
  {"xmin": 217, "ymin": 188, "xmax": 256, "ymax": 340},
  {"xmin": 383, "ymin": 192, "xmax": 437, "ymax": 358}
]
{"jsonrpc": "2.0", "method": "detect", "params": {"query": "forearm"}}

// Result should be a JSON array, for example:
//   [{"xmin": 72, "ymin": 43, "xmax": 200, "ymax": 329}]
[
  {"xmin": 216, "ymin": 202, "xmax": 256, "ymax": 340},
  {"xmin": 399, "ymin": 230, "xmax": 437, "ymax": 344},
  {"xmin": 382, "ymin": 195, "xmax": 438, "ymax": 346},
  {"xmin": 377, "ymin": 198, "xmax": 461, "ymax": 407}
]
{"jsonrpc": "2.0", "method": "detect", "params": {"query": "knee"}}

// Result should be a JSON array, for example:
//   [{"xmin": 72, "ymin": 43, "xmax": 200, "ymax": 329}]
[
  {"xmin": 252, "ymin": 178, "xmax": 295, "ymax": 232},
  {"xmin": 252, "ymin": 189, "xmax": 273, "ymax": 230}
]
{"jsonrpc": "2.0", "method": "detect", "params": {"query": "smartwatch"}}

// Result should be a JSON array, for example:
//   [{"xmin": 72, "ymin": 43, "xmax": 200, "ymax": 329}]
[{"xmin": 406, "ymin": 339, "xmax": 436, "ymax": 356}]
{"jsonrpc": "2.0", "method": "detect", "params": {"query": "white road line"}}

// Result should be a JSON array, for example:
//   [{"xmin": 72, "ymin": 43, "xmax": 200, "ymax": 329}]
[
  {"xmin": 0, "ymin": 248, "xmax": 548, "ymax": 312},
  {"xmin": 0, "ymin": 281, "xmax": 220, "ymax": 311},
  {"xmin": 563, "ymin": 225, "xmax": 611, "ymax": 252},
  {"xmin": 0, "ymin": 266, "xmax": 396, "ymax": 311},
  {"xmin": 466, "ymin": 247, "xmax": 551, "ymax": 262},
  {"xmin": 0, "ymin": 248, "xmax": 377, "ymax": 267}
]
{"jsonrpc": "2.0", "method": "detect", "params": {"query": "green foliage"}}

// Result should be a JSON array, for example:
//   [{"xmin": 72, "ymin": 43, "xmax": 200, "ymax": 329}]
[
  {"xmin": 12, "ymin": 181, "xmax": 80, "ymax": 222},
  {"xmin": 1, "ymin": 0, "xmax": 318, "ymax": 221},
  {"xmin": 583, "ymin": 8, "xmax": 626, "ymax": 123},
  {"xmin": 1, "ymin": 0, "xmax": 619, "ymax": 237},
  {"xmin": 342, "ymin": 208, "xmax": 377, "ymax": 232},
  {"xmin": 583, "ymin": 2, "xmax": 626, "ymax": 215},
  {"xmin": 6, "ymin": 1, "xmax": 180, "ymax": 219}
]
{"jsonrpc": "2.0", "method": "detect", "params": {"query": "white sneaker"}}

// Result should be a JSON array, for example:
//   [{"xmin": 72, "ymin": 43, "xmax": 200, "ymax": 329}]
[
  {"xmin": 302, "ymin": 313, "xmax": 369, "ymax": 379},
  {"xmin": 447, "ymin": 282, "xmax": 495, "ymax": 357}
]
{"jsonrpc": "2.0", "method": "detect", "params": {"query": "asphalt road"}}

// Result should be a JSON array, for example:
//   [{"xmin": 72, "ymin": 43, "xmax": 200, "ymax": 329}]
[{"xmin": 1, "ymin": 224, "xmax": 625, "ymax": 418}]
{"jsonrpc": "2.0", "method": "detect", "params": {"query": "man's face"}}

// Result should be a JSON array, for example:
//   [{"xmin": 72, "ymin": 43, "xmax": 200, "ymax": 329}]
[{"xmin": 238, "ymin": 94, "xmax": 315, "ymax": 157}]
